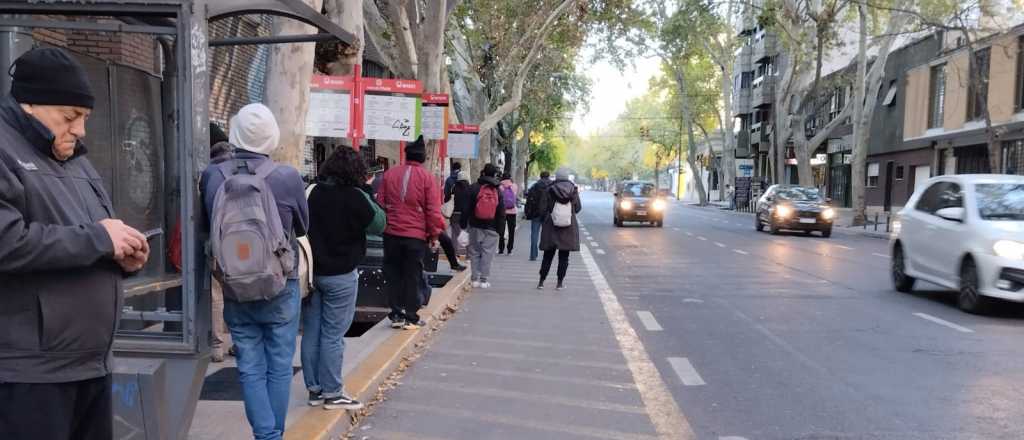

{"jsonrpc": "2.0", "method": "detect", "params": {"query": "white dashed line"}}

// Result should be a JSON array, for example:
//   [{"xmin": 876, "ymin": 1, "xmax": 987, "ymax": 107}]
[
  {"xmin": 697, "ymin": 237, "xmax": 707, "ymax": 241},
  {"xmin": 636, "ymin": 311, "xmax": 664, "ymax": 331},
  {"xmin": 872, "ymin": 253, "xmax": 889, "ymax": 258},
  {"xmin": 682, "ymin": 298, "xmax": 704, "ymax": 303},
  {"xmin": 667, "ymin": 358, "xmax": 706, "ymax": 386},
  {"xmin": 714, "ymin": 242, "xmax": 726, "ymax": 248},
  {"xmin": 733, "ymin": 249, "xmax": 749, "ymax": 255},
  {"xmin": 913, "ymin": 313, "xmax": 974, "ymax": 333},
  {"xmin": 579, "ymin": 245, "xmax": 696, "ymax": 438},
  {"xmin": 685, "ymin": 232, "xmax": 693, "ymax": 237},
  {"xmin": 596, "ymin": 249, "xmax": 606, "ymax": 255},
  {"xmin": 673, "ymin": 227, "xmax": 681, "ymax": 231},
  {"xmin": 835, "ymin": 245, "xmax": 854, "ymax": 250}
]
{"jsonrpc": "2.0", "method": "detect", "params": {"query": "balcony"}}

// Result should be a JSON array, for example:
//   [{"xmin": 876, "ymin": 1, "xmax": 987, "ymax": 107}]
[
  {"xmin": 751, "ymin": 76, "xmax": 775, "ymax": 108},
  {"xmin": 752, "ymin": 32, "xmax": 777, "ymax": 63},
  {"xmin": 732, "ymin": 88, "xmax": 751, "ymax": 116},
  {"xmin": 735, "ymin": 129, "xmax": 752, "ymax": 157},
  {"xmin": 734, "ymin": 44, "xmax": 752, "ymax": 74},
  {"xmin": 751, "ymin": 122, "xmax": 772, "ymax": 152}
]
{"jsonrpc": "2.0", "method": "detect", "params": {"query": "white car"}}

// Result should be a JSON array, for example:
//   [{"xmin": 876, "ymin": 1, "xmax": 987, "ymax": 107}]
[{"xmin": 891, "ymin": 174, "xmax": 1024, "ymax": 313}]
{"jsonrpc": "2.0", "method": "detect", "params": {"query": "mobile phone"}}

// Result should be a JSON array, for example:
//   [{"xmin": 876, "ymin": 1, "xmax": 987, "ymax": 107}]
[{"xmin": 142, "ymin": 228, "xmax": 163, "ymax": 241}]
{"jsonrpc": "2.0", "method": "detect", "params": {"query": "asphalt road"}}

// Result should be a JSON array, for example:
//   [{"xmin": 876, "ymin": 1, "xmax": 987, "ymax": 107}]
[{"xmin": 580, "ymin": 190, "xmax": 1024, "ymax": 440}]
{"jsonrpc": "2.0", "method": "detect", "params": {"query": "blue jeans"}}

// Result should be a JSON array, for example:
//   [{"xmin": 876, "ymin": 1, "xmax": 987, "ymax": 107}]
[
  {"xmin": 300, "ymin": 271, "xmax": 359, "ymax": 399},
  {"xmin": 530, "ymin": 218, "xmax": 544, "ymax": 260},
  {"xmin": 223, "ymin": 280, "xmax": 301, "ymax": 440}
]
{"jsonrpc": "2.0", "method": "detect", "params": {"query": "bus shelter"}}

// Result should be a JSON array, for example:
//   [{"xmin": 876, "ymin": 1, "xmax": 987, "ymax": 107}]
[{"xmin": 0, "ymin": 1, "xmax": 355, "ymax": 438}]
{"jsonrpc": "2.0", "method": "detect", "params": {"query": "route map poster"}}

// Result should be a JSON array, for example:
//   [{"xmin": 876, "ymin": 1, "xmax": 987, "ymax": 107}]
[
  {"xmin": 305, "ymin": 75, "xmax": 353, "ymax": 138},
  {"xmin": 361, "ymin": 79, "xmax": 423, "ymax": 142}
]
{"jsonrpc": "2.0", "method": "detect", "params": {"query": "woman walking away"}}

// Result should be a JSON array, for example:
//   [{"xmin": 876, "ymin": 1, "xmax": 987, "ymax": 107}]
[
  {"xmin": 302, "ymin": 147, "xmax": 384, "ymax": 411},
  {"xmin": 538, "ymin": 167, "xmax": 582, "ymax": 290},
  {"xmin": 498, "ymin": 173, "xmax": 519, "ymax": 256}
]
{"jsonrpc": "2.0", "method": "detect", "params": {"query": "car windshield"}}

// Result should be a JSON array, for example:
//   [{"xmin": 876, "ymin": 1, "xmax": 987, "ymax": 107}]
[
  {"xmin": 622, "ymin": 183, "xmax": 655, "ymax": 197},
  {"xmin": 976, "ymin": 183, "xmax": 1024, "ymax": 220},
  {"xmin": 775, "ymin": 187, "xmax": 823, "ymax": 202}
]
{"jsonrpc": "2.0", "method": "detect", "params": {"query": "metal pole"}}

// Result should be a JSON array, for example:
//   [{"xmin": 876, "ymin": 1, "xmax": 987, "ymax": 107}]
[{"xmin": 0, "ymin": 22, "xmax": 33, "ymax": 94}]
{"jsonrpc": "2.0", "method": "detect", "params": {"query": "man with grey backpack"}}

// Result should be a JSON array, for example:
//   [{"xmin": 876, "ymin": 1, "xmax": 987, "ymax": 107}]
[
  {"xmin": 202, "ymin": 104, "xmax": 309, "ymax": 440},
  {"xmin": 538, "ymin": 167, "xmax": 581, "ymax": 290}
]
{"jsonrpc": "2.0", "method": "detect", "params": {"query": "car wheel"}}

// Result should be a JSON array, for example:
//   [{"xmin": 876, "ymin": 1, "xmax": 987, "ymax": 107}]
[
  {"xmin": 769, "ymin": 218, "xmax": 780, "ymax": 235},
  {"xmin": 958, "ymin": 257, "xmax": 992, "ymax": 314},
  {"xmin": 755, "ymin": 213, "xmax": 764, "ymax": 232},
  {"xmin": 804, "ymin": 230, "xmax": 813, "ymax": 236},
  {"xmin": 614, "ymin": 217, "xmax": 622, "ymax": 227},
  {"xmin": 656, "ymin": 220, "xmax": 664, "ymax": 228},
  {"xmin": 891, "ymin": 244, "xmax": 915, "ymax": 293},
  {"xmin": 821, "ymin": 227, "xmax": 832, "ymax": 238}
]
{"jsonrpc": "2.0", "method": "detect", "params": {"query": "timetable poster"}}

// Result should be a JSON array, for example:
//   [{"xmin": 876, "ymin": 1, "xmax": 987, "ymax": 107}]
[
  {"xmin": 421, "ymin": 94, "xmax": 449, "ymax": 141},
  {"xmin": 305, "ymin": 75, "xmax": 353, "ymax": 138},
  {"xmin": 361, "ymin": 79, "xmax": 423, "ymax": 142},
  {"xmin": 447, "ymin": 124, "xmax": 480, "ymax": 159}
]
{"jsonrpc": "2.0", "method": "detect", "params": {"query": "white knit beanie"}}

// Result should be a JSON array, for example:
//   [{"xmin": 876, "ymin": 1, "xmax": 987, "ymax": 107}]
[{"xmin": 229, "ymin": 103, "xmax": 280, "ymax": 156}]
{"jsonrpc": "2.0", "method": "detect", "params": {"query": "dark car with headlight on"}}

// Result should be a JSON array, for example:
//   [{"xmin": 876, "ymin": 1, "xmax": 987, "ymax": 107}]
[
  {"xmin": 614, "ymin": 181, "xmax": 666, "ymax": 227},
  {"xmin": 755, "ymin": 185, "xmax": 835, "ymax": 237}
]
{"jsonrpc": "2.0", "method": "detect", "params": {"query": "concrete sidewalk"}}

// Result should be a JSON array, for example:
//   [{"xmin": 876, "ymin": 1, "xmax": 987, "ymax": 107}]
[{"xmin": 353, "ymin": 249, "xmax": 662, "ymax": 439}]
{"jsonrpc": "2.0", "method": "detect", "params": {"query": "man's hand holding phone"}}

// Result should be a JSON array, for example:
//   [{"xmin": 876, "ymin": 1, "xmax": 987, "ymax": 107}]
[{"xmin": 100, "ymin": 219, "xmax": 152, "ymax": 272}]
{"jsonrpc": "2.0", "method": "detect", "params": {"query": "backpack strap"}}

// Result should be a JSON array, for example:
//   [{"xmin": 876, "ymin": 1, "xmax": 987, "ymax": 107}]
[{"xmin": 253, "ymin": 159, "xmax": 278, "ymax": 180}]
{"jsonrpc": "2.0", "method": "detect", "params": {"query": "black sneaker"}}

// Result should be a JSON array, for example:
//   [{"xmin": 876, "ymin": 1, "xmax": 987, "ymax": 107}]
[
  {"xmin": 402, "ymin": 320, "xmax": 427, "ymax": 330},
  {"xmin": 537, "ymin": 282, "xmax": 544, "ymax": 290},
  {"xmin": 308, "ymin": 391, "xmax": 324, "ymax": 407},
  {"xmin": 556, "ymin": 283, "xmax": 566, "ymax": 290},
  {"xmin": 390, "ymin": 316, "xmax": 404, "ymax": 329},
  {"xmin": 451, "ymin": 264, "xmax": 467, "ymax": 272},
  {"xmin": 323, "ymin": 394, "xmax": 364, "ymax": 410}
]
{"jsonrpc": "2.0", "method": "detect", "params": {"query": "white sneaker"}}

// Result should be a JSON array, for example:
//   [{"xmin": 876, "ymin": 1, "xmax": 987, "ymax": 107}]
[
  {"xmin": 471, "ymin": 281, "xmax": 482, "ymax": 288},
  {"xmin": 480, "ymin": 282, "xmax": 491, "ymax": 289}
]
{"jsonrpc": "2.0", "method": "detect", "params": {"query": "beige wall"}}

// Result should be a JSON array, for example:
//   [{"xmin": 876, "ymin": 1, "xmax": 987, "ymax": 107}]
[
  {"xmin": 988, "ymin": 34, "xmax": 1020, "ymax": 124},
  {"xmin": 944, "ymin": 52, "xmax": 970, "ymax": 130},
  {"xmin": 904, "ymin": 66, "xmax": 930, "ymax": 139}
]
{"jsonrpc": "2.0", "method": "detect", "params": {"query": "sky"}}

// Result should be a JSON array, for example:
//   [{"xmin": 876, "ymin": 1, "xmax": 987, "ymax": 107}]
[{"xmin": 571, "ymin": 51, "xmax": 662, "ymax": 137}]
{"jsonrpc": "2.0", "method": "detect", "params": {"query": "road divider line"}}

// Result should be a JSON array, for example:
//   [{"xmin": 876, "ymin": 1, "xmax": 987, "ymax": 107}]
[
  {"xmin": 636, "ymin": 311, "xmax": 664, "ymax": 331},
  {"xmin": 715, "ymin": 242, "xmax": 726, "ymax": 248},
  {"xmin": 685, "ymin": 232, "xmax": 693, "ymax": 237},
  {"xmin": 673, "ymin": 227, "xmax": 680, "ymax": 231},
  {"xmin": 580, "ymin": 245, "xmax": 697, "ymax": 439},
  {"xmin": 733, "ymin": 249, "xmax": 749, "ymax": 255},
  {"xmin": 835, "ymin": 245, "xmax": 854, "ymax": 250},
  {"xmin": 596, "ymin": 249, "xmax": 606, "ymax": 255},
  {"xmin": 872, "ymin": 253, "xmax": 889, "ymax": 258},
  {"xmin": 697, "ymin": 236, "xmax": 707, "ymax": 241},
  {"xmin": 913, "ymin": 312, "xmax": 974, "ymax": 333},
  {"xmin": 667, "ymin": 358, "xmax": 706, "ymax": 386}
]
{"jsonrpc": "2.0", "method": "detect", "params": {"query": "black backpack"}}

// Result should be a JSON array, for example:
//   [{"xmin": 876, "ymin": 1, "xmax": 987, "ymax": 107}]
[{"xmin": 524, "ymin": 181, "xmax": 549, "ymax": 220}]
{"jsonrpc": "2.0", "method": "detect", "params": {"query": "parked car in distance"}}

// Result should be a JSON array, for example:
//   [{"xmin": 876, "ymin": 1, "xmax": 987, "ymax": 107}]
[
  {"xmin": 890, "ymin": 174, "xmax": 1024, "ymax": 314},
  {"xmin": 614, "ymin": 181, "xmax": 667, "ymax": 227},
  {"xmin": 754, "ymin": 185, "xmax": 835, "ymax": 237}
]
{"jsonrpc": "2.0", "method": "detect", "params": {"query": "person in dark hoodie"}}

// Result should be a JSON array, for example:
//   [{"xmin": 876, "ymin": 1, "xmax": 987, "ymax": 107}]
[
  {"xmin": 0, "ymin": 47, "xmax": 150, "ymax": 439},
  {"xmin": 460, "ymin": 163, "xmax": 506, "ymax": 288},
  {"xmin": 538, "ymin": 167, "xmax": 582, "ymax": 290}
]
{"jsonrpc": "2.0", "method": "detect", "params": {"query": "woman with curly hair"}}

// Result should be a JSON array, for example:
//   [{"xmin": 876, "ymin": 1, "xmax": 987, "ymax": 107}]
[{"xmin": 301, "ymin": 146, "xmax": 379, "ymax": 411}]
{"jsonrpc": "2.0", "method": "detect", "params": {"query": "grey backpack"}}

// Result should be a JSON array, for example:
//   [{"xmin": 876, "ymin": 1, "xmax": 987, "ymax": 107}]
[{"xmin": 210, "ymin": 159, "xmax": 294, "ymax": 302}]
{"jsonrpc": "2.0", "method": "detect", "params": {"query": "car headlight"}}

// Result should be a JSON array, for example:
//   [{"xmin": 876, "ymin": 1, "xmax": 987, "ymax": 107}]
[
  {"xmin": 993, "ymin": 240, "xmax": 1024, "ymax": 260},
  {"xmin": 620, "ymin": 200, "xmax": 633, "ymax": 211},
  {"xmin": 822, "ymin": 208, "xmax": 835, "ymax": 220},
  {"xmin": 775, "ymin": 205, "xmax": 793, "ymax": 218},
  {"xmin": 652, "ymin": 199, "xmax": 666, "ymax": 211}
]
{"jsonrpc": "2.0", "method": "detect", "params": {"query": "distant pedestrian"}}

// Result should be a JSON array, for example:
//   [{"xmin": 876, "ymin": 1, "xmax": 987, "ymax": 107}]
[
  {"xmin": 377, "ymin": 136, "xmax": 445, "ymax": 330},
  {"xmin": 444, "ymin": 161, "xmax": 462, "ymax": 200},
  {"xmin": 0, "ymin": 47, "xmax": 150, "ymax": 440},
  {"xmin": 524, "ymin": 170, "xmax": 553, "ymax": 261},
  {"xmin": 461, "ymin": 163, "xmax": 506, "ymax": 288},
  {"xmin": 302, "ymin": 146, "xmax": 383, "ymax": 411},
  {"xmin": 726, "ymin": 184, "xmax": 736, "ymax": 210},
  {"xmin": 498, "ymin": 173, "xmax": 520, "ymax": 256},
  {"xmin": 447, "ymin": 169, "xmax": 471, "ymax": 250},
  {"xmin": 538, "ymin": 167, "xmax": 582, "ymax": 290},
  {"xmin": 203, "ymin": 103, "xmax": 309, "ymax": 440}
]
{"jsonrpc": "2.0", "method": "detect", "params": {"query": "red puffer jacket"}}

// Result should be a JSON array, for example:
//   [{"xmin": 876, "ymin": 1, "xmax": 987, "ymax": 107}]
[{"xmin": 376, "ymin": 161, "xmax": 445, "ymax": 241}]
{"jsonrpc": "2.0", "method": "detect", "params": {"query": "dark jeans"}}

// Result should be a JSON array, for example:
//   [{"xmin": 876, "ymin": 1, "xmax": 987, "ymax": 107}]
[
  {"xmin": 383, "ymin": 234, "xmax": 427, "ymax": 323},
  {"xmin": 0, "ymin": 375, "xmax": 112, "ymax": 440},
  {"xmin": 539, "ymin": 249, "xmax": 571, "ymax": 285},
  {"xmin": 498, "ymin": 213, "xmax": 517, "ymax": 253},
  {"xmin": 530, "ymin": 218, "xmax": 543, "ymax": 260},
  {"xmin": 438, "ymin": 231, "xmax": 460, "ymax": 269}
]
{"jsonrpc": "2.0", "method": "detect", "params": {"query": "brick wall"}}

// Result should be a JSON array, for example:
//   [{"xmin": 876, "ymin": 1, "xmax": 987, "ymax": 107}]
[
  {"xmin": 32, "ymin": 25, "xmax": 157, "ymax": 76},
  {"xmin": 208, "ymin": 15, "xmax": 273, "ymax": 126}
]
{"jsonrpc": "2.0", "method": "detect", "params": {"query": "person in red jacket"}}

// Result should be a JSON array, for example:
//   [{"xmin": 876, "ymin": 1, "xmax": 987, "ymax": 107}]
[{"xmin": 376, "ymin": 136, "xmax": 445, "ymax": 329}]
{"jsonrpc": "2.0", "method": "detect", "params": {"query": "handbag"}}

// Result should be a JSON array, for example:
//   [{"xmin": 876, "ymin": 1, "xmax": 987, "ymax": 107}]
[
  {"xmin": 441, "ymin": 197, "xmax": 455, "ymax": 218},
  {"xmin": 360, "ymin": 188, "xmax": 387, "ymax": 235}
]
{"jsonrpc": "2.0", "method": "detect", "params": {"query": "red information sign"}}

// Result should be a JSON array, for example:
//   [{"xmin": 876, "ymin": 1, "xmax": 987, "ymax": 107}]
[{"xmin": 361, "ymin": 78, "xmax": 424, "ymax": 94}]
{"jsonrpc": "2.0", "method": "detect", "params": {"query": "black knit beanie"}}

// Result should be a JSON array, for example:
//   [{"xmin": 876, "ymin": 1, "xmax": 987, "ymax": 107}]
[
  {"xmin": 10, "ymin": 48, "xmax": 95, "ymax": 109},
  {"xmin": 210, "ymin": 122, "xmax": 229, "ymax": 145},
  {"xmin": 406, "ymin": 135, "xmax": 426, "ymax": 163}
]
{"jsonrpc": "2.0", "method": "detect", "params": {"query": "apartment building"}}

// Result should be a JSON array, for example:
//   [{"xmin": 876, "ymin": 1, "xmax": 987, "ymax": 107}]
[{"xmin": 733, "ymin": 3, "xmax": 783, "ymax": 183}]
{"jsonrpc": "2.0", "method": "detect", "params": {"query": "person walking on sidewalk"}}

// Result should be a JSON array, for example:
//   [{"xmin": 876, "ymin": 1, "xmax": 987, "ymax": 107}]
[
  {"xmin": 497, "ymin": 173, "xmax": 520, "ymax": 256},
  {"xmin": 302, "ymin": 147, "xmax": 382, "ymax": 411},
  {"xmin": 460, "ymin": 163, "xmax": 506, "ymax": 288},
  {"xmin": 377, "ymin": 136, "xmax": 445, "ymax": 329},
  {"xmin": 538, "ymin": 168, "xmax": 582, "ymax": 290},
  {"xmin": 444, "ymin": 161, "xmax": 461, "ymax": 202},
  {"xmin": 524, "ymin": 170, "xmax": 552, "ymax": 261},
  {"xmin": 449, "ymin": 170, "xmax": 471, "ymax": 252},
  {"xmin": 0, "ymin": 47, "xmax": 151, "ymax": 440},
  {"xmin": 203, "ymin": 103, "xmax": 309, "ymax": 440}
]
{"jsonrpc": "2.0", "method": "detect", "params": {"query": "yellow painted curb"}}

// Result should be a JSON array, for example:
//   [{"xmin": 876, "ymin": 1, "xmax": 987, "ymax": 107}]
[{"xmin": 285, "ymin": 270, "xmax": 471, "ymax": 440}]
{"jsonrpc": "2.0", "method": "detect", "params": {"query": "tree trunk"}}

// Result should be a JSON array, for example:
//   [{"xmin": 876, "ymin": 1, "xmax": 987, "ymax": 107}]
[
  {"xmin": 384, "ymin": 0, "xmax": 418, "ymax": 79},
  {"xmin": 264, "ymin": 0, "xmax": 325, "ymax": 170},
  {"xmin": 324, "ymin": 0, "xmax": 363, "ymax": 76}
]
